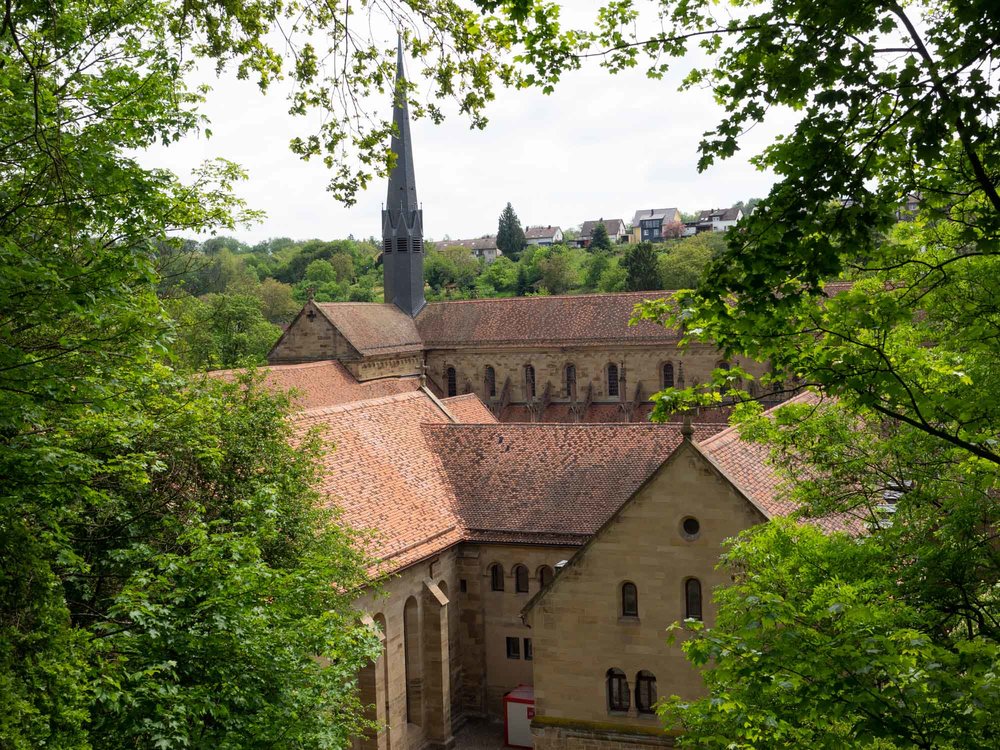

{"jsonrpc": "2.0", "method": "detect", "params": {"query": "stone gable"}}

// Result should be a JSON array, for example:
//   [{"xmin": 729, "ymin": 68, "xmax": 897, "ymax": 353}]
[{"xmin": 526, "ymin": 442, "xmax": 766, "ymax": 746}]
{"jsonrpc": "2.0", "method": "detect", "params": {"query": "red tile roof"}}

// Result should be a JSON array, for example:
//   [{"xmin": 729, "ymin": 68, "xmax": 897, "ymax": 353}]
[
  {"xmin": 316, "ymin": 302, "xmax": 423, "ymax": 355},
  {"xmin": 425, "ymin": 423, "xmax": 719, "ymax": 543},
  {"xmin": 291, "ymin": 389, "xmax": 727, "ymax": 572},
  {"xmin": 415, "ymin": 292, "xmax": 681, "ymax": 348},
  {"xmin": 207, "ymin": 360, "xmax": 421, "ymax": 411},
  {"xmin": 292, "ymin": 391, "xmax": 465, "ymax": 572},
  {"xmin": 524, "ymin": 225, "xmax": 562, "ymax": 240},
  {"xmin": 441, "ymin": 394, "xmax": 498, "ymax": 423},
  {"xmin": 697, "ymin": 391, "xmax": 864, "ymax": 534}
]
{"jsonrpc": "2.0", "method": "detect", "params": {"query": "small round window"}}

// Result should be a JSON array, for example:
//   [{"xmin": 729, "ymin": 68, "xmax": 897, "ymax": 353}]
[{"xmin": 681, "ymin": 517, "xmax": 701, "ymax": 540}]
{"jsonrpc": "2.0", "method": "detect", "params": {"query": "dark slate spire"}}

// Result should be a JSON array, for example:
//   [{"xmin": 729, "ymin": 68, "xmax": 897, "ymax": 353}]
[
  {"xmin": 381, "ymin": 34, "xmax": 425, "ymax": 317},
  {"xmin": 387, "ymin": 38, "xmax": 418, "ymax": 214}
]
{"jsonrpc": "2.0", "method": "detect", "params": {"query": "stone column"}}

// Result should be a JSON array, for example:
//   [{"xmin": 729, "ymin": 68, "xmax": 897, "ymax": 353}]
[{"xmin": 422, "ymin": 579, "xmax": 454, "ymax": 749}]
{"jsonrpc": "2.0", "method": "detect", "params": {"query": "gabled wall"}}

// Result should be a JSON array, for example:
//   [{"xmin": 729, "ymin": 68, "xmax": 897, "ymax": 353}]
[
  {"xmin": 527, "ymin": 442, "xmax": 766, "ymax": 748},
  {"xmin": 268, "ymin": 301, "xmax": 360, "ymax": 364}
]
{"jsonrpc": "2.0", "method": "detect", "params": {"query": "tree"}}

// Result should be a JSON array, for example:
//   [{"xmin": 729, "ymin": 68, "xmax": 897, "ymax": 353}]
[
  {"xmin": 537, "ymin": 248, "xmax": 578, "ymax": 294},
  {"xmin": 481, "ymin": 256, "xmax": 520, "ymax": 294},
  {"xmin": 657, "ymin": 232, "xmax": 725, "ymax": 289},
  {"xmin": 660, "ymin": 220, "xmax": 685, "ymax": 240},
  {"xmin": 424, "ymin": 246, "xmax": 480, "ymax": 295},
  {"xmin": 584, "ymin": 251, "xmax": 610, "ymax": 289},
  {"xmin": 1, "ymin": 0, "xmax": 421, "ymax": 741},
  {"xmin": 664, "ymin": 516, "xmax": 1000, "ymax": 748},
  {"xmin": 257, "ymin": 278, "xmax": 301, "ymax": 324},
  {"xmin": 621, "ymin": 242, "xmax": 661, "ymax": 291},
  {"xmin": 589, "ymin": 222, "xmax": 613, "ymax": 253},
  {"xmin": 497, "ymin": 202, "xmax": 527, "ymax": 261},
  {"xmin": 328, "ymin": 252, "xmax": 355, "ymax": 283},
  {"xmin": 572, "ymin": 0, "xmax": 1000, "ymax": 745}
]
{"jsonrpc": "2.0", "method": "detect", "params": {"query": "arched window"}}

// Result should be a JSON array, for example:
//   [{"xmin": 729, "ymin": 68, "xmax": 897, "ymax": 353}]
[
  {"xmin": 485, "ymin": 365, "xmax": 497, "ymax": 398},
  {"xmin": 564, "ymin": 363, "xmax": 577, "ymax": 398},
  {"xmin": 662, "ymin": 362, "xmax": 674, "ymax": 389},
  {"xmin": 514, "ymin": 564, "xmax": 529, "ymax": 593},
  {"xmin": 635, "ymin": 671, "xmax": 657, "ymax": 714},
  {"xmin": 685, "ymin": 578, "xmax": 703, "ymax": 620},
  {"xmin": 621, "ymin": 582, "xmax": 638, "ymax": 618},
  {"xmin": 607, "ymin": 363, "xmax": 619, "ymax": 397},
  {"xmin": 524, "ymin": 364, "xmax": 536, "ymax": 399},
  {"xmin": 717, "ymin": 360, "xmax": 730, "ymax": 371},
  {"xmin": 446, "ymin": 366, "xmax": 457, "ymax": 397},
  {"xmin": 489, "ymin": 563, "xmax": 504, "ymax": 592},
  {"xmin": 374, "ymin": 614, "xmax": 391, "ymax": 740},
  {"xmin": 606, "ymin": 668, "xmax": 630, "ymax": 712},
  {"xmin": 538, "ymin": 565, "xmax": 554, "ymax": 588},
  {"xmin": 403, "ymin": 597, "xmax": 422, "ymax": 725}
]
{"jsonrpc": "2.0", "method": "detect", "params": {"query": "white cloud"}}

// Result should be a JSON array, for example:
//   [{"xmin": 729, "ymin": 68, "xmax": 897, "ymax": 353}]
[{"xmin": 140, "ymin": 8, "xmax": 795, "ymax": 244}]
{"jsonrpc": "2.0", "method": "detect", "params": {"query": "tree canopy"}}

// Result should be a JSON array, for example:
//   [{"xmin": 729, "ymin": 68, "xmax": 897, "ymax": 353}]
[
  {"xmin": 497, "ymin": 202, "xmax": 528, "ymax": 260},
  {"xmin": 590, "ymin": 222, "xmax": 613, "ymax": 252},
  {"xmin": 582, "ymin": 0, "xmax": 1000, "ymax": 745},
  {"xmin": 622, "ymin": 242, "xmax": 661, "ymax": 291}
]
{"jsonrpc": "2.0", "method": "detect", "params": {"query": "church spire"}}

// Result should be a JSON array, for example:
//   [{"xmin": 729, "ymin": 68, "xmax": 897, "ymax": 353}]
[
  {"xmin": 387, "ymin": 35, "xmax": 418, "ymax": 214},
  {"xmin": 381, "ymin": 34, "xmax": 426, "ymax": 317}
]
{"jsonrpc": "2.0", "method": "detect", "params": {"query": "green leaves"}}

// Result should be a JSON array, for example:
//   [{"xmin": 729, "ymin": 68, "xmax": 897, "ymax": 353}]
[{"xmin": 662, "ymin": 520, "xmax": 1000, "ymax": 749}]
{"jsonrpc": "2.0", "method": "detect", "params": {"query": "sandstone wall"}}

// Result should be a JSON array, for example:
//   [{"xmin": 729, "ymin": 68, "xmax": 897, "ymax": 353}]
[
  {"xmin": 353, "ymin": 550, "xmax": 463, "ymax": 750},
  {"xmin": 346, "ymin": 353, "xmax": 422, "ymax": 381},
  {"xmin": 527, "ymin": 443, "xmax": 766, "ymax": 744},
  {"xmin": 473, "ymin": 544, "xmax": 578, "ymax": 715},
  {"xmin": 268, "ymin": 302, "xmax": 359, "ymax": 364},
  {"xmin": 425, "ymin": 344, "xmax": 767, "ymax": 405},
  {"xmin": 532, "ymin": 724, "xmax": 675, "ymax": 749}
]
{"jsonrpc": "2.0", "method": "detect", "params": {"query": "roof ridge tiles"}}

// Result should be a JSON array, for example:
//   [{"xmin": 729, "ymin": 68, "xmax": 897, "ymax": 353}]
[
  {"xmin": 423, "ymin": 422, "xmax": 716, "ymax": 429},
  {"xmin": 421, "ymin": 290, "xmax": 676, "ymax": 307},
  {"xmin": 296, "ymin": 389, "xmax": 426, "ymax": 418}
]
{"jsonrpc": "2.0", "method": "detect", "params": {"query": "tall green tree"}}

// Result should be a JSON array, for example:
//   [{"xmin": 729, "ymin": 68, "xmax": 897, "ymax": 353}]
[
  {"xmin": 563, "ymin": 0, "xmax": 1000, "ymax": 745},
  {"xmin": 537, "ymin": 247, "xmax": 578, "ymax": 294},
  {"xmin": 497, "ymin": 202, "xmax": 527, "ymax": 261},
  {"xmin": 621, "ymin": 242, "xmax": 661, "ymax": 291},
  {"xmin": 589, "ymin": 222, "xmax": 613, "ymax": 253}
]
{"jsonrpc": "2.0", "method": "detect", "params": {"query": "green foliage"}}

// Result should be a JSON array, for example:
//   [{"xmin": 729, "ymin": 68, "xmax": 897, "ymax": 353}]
[
  {"xmin": 584, "ymin": 251, "xmax": 610, "ymax": 289},
  {"xmin": 497, "ymin": 203, "xmax": 527, "ymax": 261},
  {"xmin": 425, "ymin": 246, "xmax": 481, "ymax": 293},
  {"xmin": 663, "ymin": 517, "xmax": 1000, "ymax": 749},
  {"xmin": 166, "ymin": 294, "xmax": 281, "ymax": 370},
  {"xmin": 1, "ymin": 0, "xmax": 385, "ymax": 742},
  {"xmin": 622, "ymin": 242, "xmax": 661, "ymax": 291},
  {"xmin": 657, "ymin": 232, "xmax": 724, "ymax": 289},
  {"xmin": 480, "ymin": 256, "xmax": 520, "ymax": 294},
  {"xmin": 589, "ymin": 222, "xmax": 613, "ymax": 253},
  {"xmin": 257, "ymin": 278, "xmax": 301, "ymax": 324},
  {"xmin": 586, "ymin": 0, "xmax": 1000, "ymax": 746},
  {"xmin": 536, "ymin": 246, "xmax": 579, "ymax": 294}
]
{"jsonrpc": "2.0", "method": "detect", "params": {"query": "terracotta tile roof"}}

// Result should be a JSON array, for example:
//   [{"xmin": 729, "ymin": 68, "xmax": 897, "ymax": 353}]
[
  {"xmin": 292, "ymin": 391, "xmax": 465, "ymax": 572},
  {"xmin": 524, "ymin": 225, "xmax": 561, "ymax": 240},
  {"xmin": 580, "ymin": 219, "xmax": 626, "ymax": 238},
  {"xmin": 441, "ymin": 394, "xmax": 498, "ymax": 423},
  {"xmin": 496, "ymin": 402, "xmax": 733, "ymax": 430},
  {"xmin": 425, "ymin": 423, "xmax": 719, "ymax": 542},
  {"xmin": 315, "ymin": 302, "xmax": 423, "ymax": 355},
  {"xmin": 415, "ymin": 292, "xmax": 681, "ymax": 348},
  {"xmin": 696, "ymin": 207, "xmax": 743, "ymax": 223},
  {"xmin": 208, "ymin": 360, "xmax": 421, "ymax": 411},
  {"xmin": 697, "ymin": 391, "xmax": 864, "ymax": 534}
]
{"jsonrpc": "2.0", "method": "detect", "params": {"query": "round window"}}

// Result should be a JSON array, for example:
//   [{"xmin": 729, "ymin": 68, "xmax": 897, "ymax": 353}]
[{"xmin": 681, "ymin": 517, "xmax": 701, "ymax": 539}]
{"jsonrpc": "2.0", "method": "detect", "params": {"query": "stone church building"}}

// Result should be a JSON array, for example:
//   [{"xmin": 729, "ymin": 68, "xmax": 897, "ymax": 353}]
[
  {"xmin": 266, "ymin": 49, "xmax": 772, "ymax": 424},
  {"xmin": 232, "ymin": 41, "xmax": 854, "ymax": 750}
]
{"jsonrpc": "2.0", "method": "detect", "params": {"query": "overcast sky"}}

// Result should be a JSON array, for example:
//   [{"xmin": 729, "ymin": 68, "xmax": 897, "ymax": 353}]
[{"xmin": 140, "ymin": 7, "xmax": 796, "ymax": 245}]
